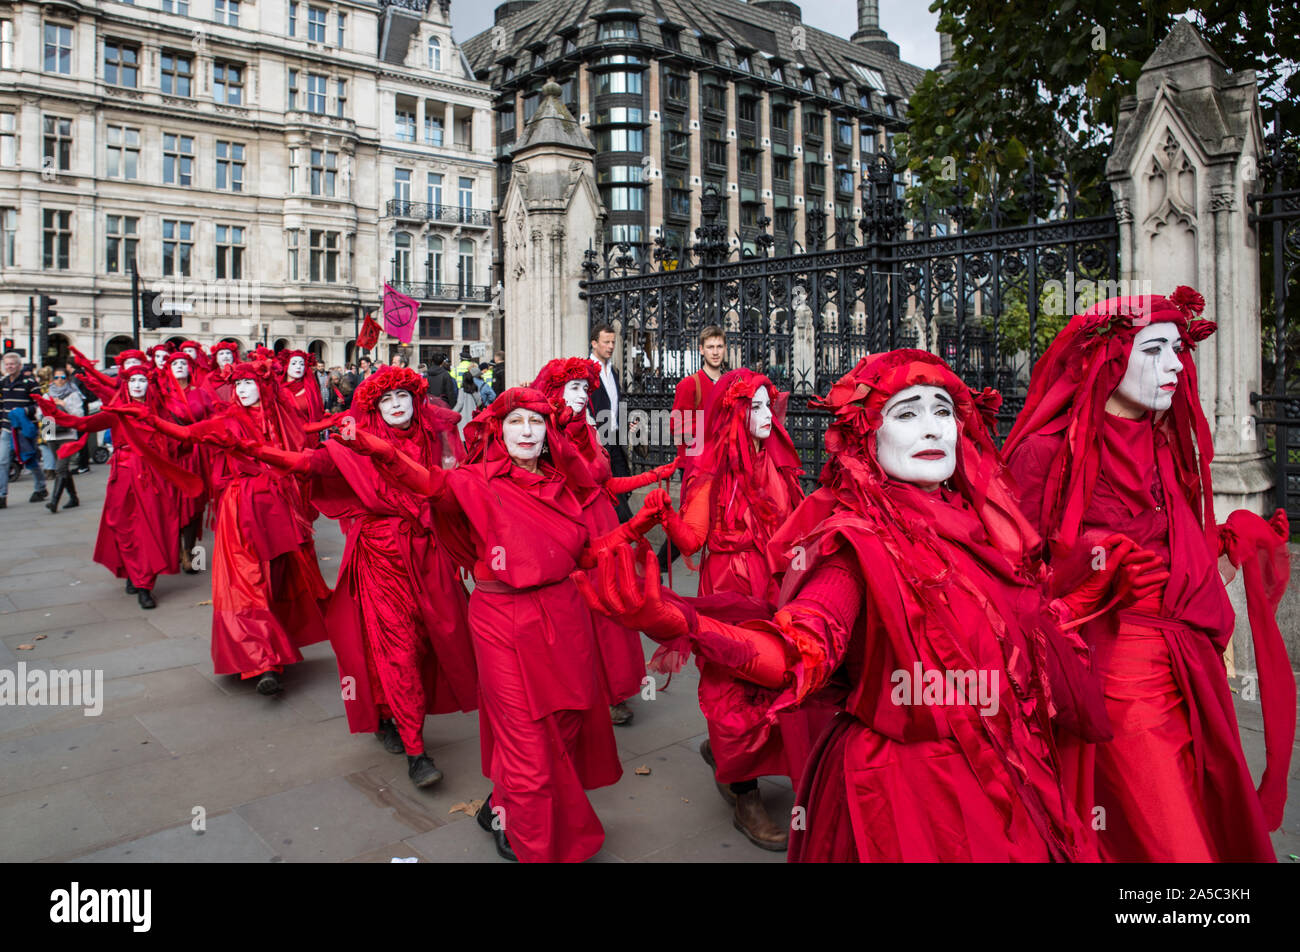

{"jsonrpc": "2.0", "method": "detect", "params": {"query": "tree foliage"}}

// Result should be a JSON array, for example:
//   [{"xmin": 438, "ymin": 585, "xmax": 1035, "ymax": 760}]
[{"xmin": 897, "ymin": 1, "xmax": 1300, "ymax": 216}]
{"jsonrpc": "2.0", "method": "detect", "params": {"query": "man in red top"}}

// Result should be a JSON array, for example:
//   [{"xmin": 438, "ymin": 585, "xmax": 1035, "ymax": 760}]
[{"xmin": 661, "ymin": 325, "xmax": 726, "ymax": 572}]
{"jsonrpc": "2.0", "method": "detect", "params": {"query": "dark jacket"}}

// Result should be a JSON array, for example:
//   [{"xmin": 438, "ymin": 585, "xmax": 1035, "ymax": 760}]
[{"xmin": 426, "ymin": 364, "xmax": 458, "ymax": 407}]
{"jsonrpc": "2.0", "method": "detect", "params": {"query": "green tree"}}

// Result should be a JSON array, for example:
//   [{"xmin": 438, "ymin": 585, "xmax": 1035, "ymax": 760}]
[{"xmin": 897, "ymin": 1, "xmax": 1299, "ymax": 217}]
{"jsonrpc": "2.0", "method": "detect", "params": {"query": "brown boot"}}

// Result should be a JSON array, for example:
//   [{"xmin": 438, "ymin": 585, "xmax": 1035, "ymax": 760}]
[
  {"xmin": 733, "ymin": 789, "xmax": 788, "ymax": 852},
  {"xmin": 699, "ymin": 739, "xmax": 737, "ymax": 806}
]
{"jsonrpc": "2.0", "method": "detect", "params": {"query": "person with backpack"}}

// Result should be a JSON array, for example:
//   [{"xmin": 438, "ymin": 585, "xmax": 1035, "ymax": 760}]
[{"xmin": 475, "ymin": 363, "xmax": 496, "ymax": 405}]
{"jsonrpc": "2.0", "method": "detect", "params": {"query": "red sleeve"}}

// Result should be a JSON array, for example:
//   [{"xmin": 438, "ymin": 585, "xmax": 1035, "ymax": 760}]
[
  {"xmin": 670, "ymin": 374, "xmax": 694, "ymax": 462},
  {"xmin": 1005, "ymin": 432, "xmax": 1061, "ymax": 541}
]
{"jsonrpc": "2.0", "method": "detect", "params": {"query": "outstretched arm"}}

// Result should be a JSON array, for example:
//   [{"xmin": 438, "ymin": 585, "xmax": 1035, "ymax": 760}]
[
  {"xmin": 605, "ymin": 458, "xmax": 678, "ymax": 495},
  {"xmin": 234, "ymin": 438, "xmax": 321, "ymax": 477},
  {"xmin": 69, "ymin": 346, "xmax": 115, "ymax": 391},
  {"xmin": 328, "ymin": 425, "xmax": 452, "ymax": 506},
  {"xmin": 659, "ymin": 476, "xmax": 710, "ymax": 555},
  {"xmin": 33, "ymin": 396, "xmax": 116, "ymax": 433}
]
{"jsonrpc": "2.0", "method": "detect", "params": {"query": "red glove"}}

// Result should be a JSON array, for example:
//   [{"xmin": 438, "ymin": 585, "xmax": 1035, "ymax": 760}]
[
  {"xmin": 649, "ymin": 459, "xmax": 679, "ymax": 482},
  {"xmin": 304, "ymin": 412, "xmax": 351, "ymax": 435},
  {"xmin": 1059, "ymin": 534, "xmax": 1169, "ymax": 621},
  {"xmin": 110, "ymin": 402, "xmax": 150, "ymax": 420},
  {"xmin": 331, "ymin": 425, "xmax": 396, "ymax": 464},
  {"xmin": 571, "ymin": 545, "xmax": 690, "ymax": 641}
]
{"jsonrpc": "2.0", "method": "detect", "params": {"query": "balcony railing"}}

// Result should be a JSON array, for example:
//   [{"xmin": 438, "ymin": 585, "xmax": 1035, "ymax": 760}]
[
  {"xmin": 386, "ymin": 200, "xmax": 493, "ymax": 226},
  {"xmin": 388, "ymin": 280, "xmax": 491, "ymax": 303}
]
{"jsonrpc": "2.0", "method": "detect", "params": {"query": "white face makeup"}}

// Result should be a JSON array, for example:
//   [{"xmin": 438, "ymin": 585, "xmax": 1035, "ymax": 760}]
[
  {"xmin": 234, "ymin": 378, "xmax": 261, "ymax": 407},
  {"xmin": 378, "ymin": 389, "xmax": 414, "ymax": 428},
  {"xmin": 286, "ymin": 355, "xmax": 306, "ymax": 380},
  {"xmin": 183, "ymin": 346, "xmax": 199, "ymax": 361},
  {"xmin": 126, "ymin": 374, "xmax": 149, "ymax": 399},
  {"xmin": 1111, "ymin": 321, "xmax": 1184, "ymax": 415},
  {"xmin": 747, "ymin": 386, "xmax": 774, "ymax": 441},
  {"xmin": 562, "ymin": 379, "xmax": 590, "ymax": 413},
  {"xmin": 215, "ymin": 348, "xmax": 235, "ymax": 367},
  {"xmin": 876, "ymin": 384, "xmax": 958, "ymax": 491},
  {"xmin": 171, "ymin": 358, "xmax": 190, "ymax": 381},
  {"xmin": 122, "ymin": 357, "xmax": 145, "ymax": 372},
  {"xmin": 154, "ymin": 350, "xmax": 168, "ymax": 368},
  {"xmin": 502, "ymin": 409, "xmax": 546, "ymax": 463}
]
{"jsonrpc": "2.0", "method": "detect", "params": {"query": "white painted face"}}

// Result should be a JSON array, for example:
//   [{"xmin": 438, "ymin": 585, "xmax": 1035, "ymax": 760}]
[
  {"xmin": 1113, "ymin": 321, "xmax": 1184, "ymax": 414},
  {"xmin": 876, "ymin": 384, "xmax": 958, "ymax": 490},
  {"xmin": 562, "ymin": 379, "xmax": 589, "ymax": 413},
  {"xmin": 747, "ymin": 386, "xmax": 773, "ymax": 441},
  {"xmin": 154, "ymin": 350, "xmax": 168, "ymax": 368},
  {"xmin": 171, "ymin": 358, "xmax": 190, "ymax": 381},
  {"xmin": 183, "ymin": 346, "xmax": 199, "ymax": 361},
  {"xmin": 287, "ymin": 355, "xmax": 306, "ymax": 380},
  {"xmin": 126, "ymin": 373, "xmax": 149, "ymax": 399},
  {"xmin": 123, "ymin": 357, "xmax": 145, "ymax": 372},
  {"xmin": 234, "ymin": 378, "xmax": 261, "ymax": 407},
  {"xmin": 378, "ymin": 389, "xmax": 414, "ymax": 428},
  {"xmin": 215, "ymin": 348, "xmax": 235, "ymax": 367},
  {"xmin": 502, "ymin": 409, "xmax": 546, "ymax": 463}
]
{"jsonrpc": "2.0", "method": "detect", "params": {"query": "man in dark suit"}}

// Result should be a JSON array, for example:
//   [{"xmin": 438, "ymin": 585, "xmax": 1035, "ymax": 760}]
[{"xmin": 587, "ymin": 322, "xmax": 633, "ymax": 521}]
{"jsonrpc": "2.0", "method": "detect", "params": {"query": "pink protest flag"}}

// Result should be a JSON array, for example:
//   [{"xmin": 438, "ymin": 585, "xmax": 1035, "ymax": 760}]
[{"xmin": 382, "ymin": 283, "xmax": 419, "ymax": 344}]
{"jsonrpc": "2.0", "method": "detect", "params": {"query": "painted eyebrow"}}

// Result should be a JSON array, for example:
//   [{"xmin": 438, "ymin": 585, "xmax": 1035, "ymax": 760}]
[{"xmin": 1140, "ymin": 336, "xmax": 1171, "ymax": 346}]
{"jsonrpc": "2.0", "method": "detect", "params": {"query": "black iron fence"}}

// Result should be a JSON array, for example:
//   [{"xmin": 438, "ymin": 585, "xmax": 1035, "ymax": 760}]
[
  {"xmin": 582, "ymin": 154, "xmax": 1119, "ymax": 486},
  {"xmin": 1248, "ymin": 112, "xmax": 1300, "ymax": 524}
]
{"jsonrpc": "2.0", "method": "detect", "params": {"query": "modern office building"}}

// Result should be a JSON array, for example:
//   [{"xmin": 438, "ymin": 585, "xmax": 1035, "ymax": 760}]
[
  {"xmin": 0, "ymin": 0, "xmax": 496, "ymax": 369},
  {"xmin": 464, "ymin": 0, "xmax": 926, "ymax": 266}
]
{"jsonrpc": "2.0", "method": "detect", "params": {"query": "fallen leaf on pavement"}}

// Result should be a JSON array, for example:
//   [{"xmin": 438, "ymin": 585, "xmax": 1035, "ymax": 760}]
[
  {"xmin": 17, "ymin": 644, "xmax": 34, "ymax": 651},
  {"xmin": 34, "ymin": 634, "xmax": 47, "ymax": 641},
  {"xmin": 449, "ymin": 799, "xmax": 484, "ymax": 817},
  {"xmin": 195, "ymin": 599, "xmax": 213, "ymax": 606},
  {"xmin": 634, "ymin": 765, "xmax": 652, "ymax": 775}
]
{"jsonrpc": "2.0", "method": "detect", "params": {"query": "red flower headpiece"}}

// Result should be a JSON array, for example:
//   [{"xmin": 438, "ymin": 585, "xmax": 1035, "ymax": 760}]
[
  {"xmin": 145, "ymin": 342, "xmax": 174, "ymax": 360},
  {"xmin": 229, "ymin": 361, "xmax": 268, "ymax": 382},
  {"xmin": 180, "ymin": 340, "xmax": 204, "ymax": 353},
  {"xmin": 530, "ymin": 358, "xmax": 602, "ymax": 402},
  {"xmin": 164, "ymin": 351, "xmax": 194, "ymax": 369},
  {"xmin": 351, "ymin": 366, "xmax": 428, "ymax": 413},
  {"xmin": 115, "ymin": 349, "xmax": 148, "ymax": 370},
  {"xmin": 211, "ymin": 341, "xmax": 240, "ymax": 357},
  {"xmin": 123, "ymin": 364, "xmax": 151, "ymax": 379}
]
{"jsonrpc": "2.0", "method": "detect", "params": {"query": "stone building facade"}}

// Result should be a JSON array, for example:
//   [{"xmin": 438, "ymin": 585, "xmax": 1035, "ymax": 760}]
[{"xmin": 0, "ymin": 0, "xmax": 495, "ymax": 369}]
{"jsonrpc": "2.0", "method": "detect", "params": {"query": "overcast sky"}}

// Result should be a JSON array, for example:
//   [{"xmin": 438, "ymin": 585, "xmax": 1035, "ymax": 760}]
[{"xmin": 450, "ymin": 0, "xmax": 942, "ymax": 70}]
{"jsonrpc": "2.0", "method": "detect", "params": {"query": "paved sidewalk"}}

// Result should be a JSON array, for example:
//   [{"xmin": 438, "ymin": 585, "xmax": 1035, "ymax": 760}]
[{"xmin": 0, "ymin": 465, "xmax": 1295, "ymax": 862}]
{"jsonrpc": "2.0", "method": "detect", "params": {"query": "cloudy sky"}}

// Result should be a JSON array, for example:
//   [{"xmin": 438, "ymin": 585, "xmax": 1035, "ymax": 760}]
[{"xmin": 449, "ymin": 0, "xmax": 943, "ymax": 70}]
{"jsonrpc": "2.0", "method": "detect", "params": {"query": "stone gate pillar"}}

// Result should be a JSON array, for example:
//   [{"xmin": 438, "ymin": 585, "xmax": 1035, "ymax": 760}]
[
  {"xmin": 1107, "ymin": 21, "xmax": 1271, "ymax": 518},
  {"xmin": 499, "ymin": 80, "xmax": 605, "ymax": 388}
]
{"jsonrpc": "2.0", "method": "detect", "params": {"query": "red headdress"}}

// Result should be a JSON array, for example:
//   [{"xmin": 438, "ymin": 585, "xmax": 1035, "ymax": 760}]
[
  {"xmin": 1003, "ymin": 286, "xmax": 1216, "ymax": 553},
  {"xmin": 530, "ymin": 358, "xmax": 602, "ymax": 408},
  {"xmin": 210, "ymin": 341, "xmax": 240, "ymax": 363},
  {"xmin": 114, "ymin": 349, "xmax": 149, "ymax": 373},
  {"xmin": 685, "ymin": 367, "xmax": 804, "ymax": 537},
  {"xmin": 145, "ymin": 342, "xmax": 174, "ymax": 368},
  {"xmin": 463, "ymin": 386, "xmax": 599, "ymax": 497},
  {"xmin": 345, "ymin": 365, "xmax": 463, "ymax": 469}
]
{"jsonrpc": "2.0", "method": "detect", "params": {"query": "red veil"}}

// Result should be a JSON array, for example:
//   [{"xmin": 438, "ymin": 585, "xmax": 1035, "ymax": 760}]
[
  {"xmin": 684, "ymin": 367, "xmax": 804, "ymax": 541},
  {"xmin": 275, "ymin": 348, "xmax": 326, "ymax": 423}
]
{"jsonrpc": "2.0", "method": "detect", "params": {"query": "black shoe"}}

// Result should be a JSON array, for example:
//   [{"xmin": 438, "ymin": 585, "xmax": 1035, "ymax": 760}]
[
  {"xmin": 256, "ymin": 671, "xmax": 282, "ymax": 695},
  {"xmin": 0, "ymin": 497, "xmax": 6, "ymax": 509},
  {"xmin": 375, "ymin": 719, "xmax": 406, "ymax": 755},
  {"xmin": 45, "ymin": 477, "xmax": 64, "ymax": 513},
  {"xmin": 137, "ymin": 589, "xmax": 156, "ymax": 610},
  {"xmin": 125, "ymin": 580, "xmax": 138, "ymax": 594},
  {"xmin": 476, "ymin": 796, "xmax": 518, "ymax": 862},
  {"xmin": 29, "ymin": 489, "xmax": 47, "ymax": 502},
  {"xmin": 63, "ymin": 496, "xmax": 78, "ymax": 509},
  {"xmin": 74, "ymin": 467, "xmax": 89, "ymax": 475},
  {"xmin": 610, "ymin": 701, "xmax": 634, "ymax": 726},
  {"xmin": 407, "ymin": 753, "xmax": 444, "ymax": 789}
]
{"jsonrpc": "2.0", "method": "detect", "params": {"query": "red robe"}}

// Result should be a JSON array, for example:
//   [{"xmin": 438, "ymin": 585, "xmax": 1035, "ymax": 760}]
[
  {"xmin": 72, "ymin": 410, "xmax": 183, "ymax": 590},
  {"xmin": 1008, "ymin": 413, "xmax": 1279, "ymax": 861},
  {"xmin": 159, "ymin": 380, "xmax": 217, "ymax": 528},
  {"xmin": 397, "ymin": 446, "xmax": 621, "ymax": 862},
  {"xmin": 752, "ymin": 485, "xmax": 1098, "ymax": 862},
  {"xmin": 163, "ymin": 407, "xmax": 330, "ymax": 676},
  {"xmin": 305, "ymin": 435, "xmax": 477, "ymax": 754}
]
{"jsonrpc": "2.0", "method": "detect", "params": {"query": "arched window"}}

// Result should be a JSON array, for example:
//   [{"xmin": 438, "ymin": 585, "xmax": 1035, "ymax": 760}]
[
  {"xmin": 457, "ymin": 239, "xmax": 474, "ymax": 294},
  {"xmin": 427, "ymin": 35, "xmax": 441, "ymax": 71},
  {"xmin": 273, "ymin": 338, "xmax": 290, "ymax": 353},
  {"xmin": 394, "ymin": 232, "xmax": 412, "ymax": 283},
  {"xmin": 104, "ymin": 335, "xmax": 134, "ymax": 365},
  {"xmin": 426, "ymin": 235, "xmax": 443, "ymax": 290}
]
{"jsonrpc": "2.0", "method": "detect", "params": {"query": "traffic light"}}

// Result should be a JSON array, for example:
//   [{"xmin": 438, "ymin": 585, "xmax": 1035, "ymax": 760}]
[
  {"xmin": 38, "ymin": 295, "xmax": 60, "ymax": 362},
  {"xmin": 2, "ymin": 337, "xmax": 17, "ymax": 354},
  {"xmin": 140, "ymin": 288, "xmax": 181, "ymax": 329}
]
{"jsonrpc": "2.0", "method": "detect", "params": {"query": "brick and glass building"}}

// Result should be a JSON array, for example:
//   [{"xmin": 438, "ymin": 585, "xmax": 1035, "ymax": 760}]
[{"xmin": 464, "ymin": 0, "xmax": 926, "ymax": 264}]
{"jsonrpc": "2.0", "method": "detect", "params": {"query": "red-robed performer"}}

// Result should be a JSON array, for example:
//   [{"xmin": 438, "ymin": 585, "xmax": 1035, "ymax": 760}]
[
  {"xmin": 235, "ymin": 366, "xmax": 477, "ymax": 789},
  {"xmin": 35, "ymin": 366, "xmax": 203, "ymax": 610},
  {"xmin": 68, "ymin": 345, "xmax": 149, "ymax": 403},
  {"xmin": 338, "ymin": 387, "xmax": 655, "ymax": 863},
  {"xmin": 638, "ymin": 367, "xmax": 826, "ymax": 851},
  {"xmin": 178, "ymin": 340, "xmax": 211, "ymax": 387},
  {"xmin": 532, "ymin": 357, "xmax": 678, "ymax": 727},
  {"xmin": 121, "ymin": 362, "xmax": 331, "ymax": 695},
  {"xmin": 1003, "ymin": 287, "xmax": 1294, "ymax": 862},
  {"xmin": 202, "ymin": 341, "xmax": 240, "ymax": 405},
  {"xmin": 579, "ymin": 351, "xmax": 1168, "ymax": 862},
  {"xmin": 275, "ymin": 349, "xmax": 326, "ymax": 429},
  {"xmin": 145, "ymin": 342, "xmax": 174, "ymax": 374},
  {"xmin": 158, "ymin": 351, "xmax": 217, "ymax": 574}
]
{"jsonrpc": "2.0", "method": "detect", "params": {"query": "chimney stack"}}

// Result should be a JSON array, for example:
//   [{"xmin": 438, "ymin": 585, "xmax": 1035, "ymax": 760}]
[{"xmin": 852, "ymin": 0, "xmax": 899, "ymax": 59}]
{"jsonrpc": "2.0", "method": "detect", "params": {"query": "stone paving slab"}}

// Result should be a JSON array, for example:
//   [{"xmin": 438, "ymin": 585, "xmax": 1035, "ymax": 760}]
[{"xmin": 75, "ymin": 811, "xmax": 278, "ymax": 863}]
